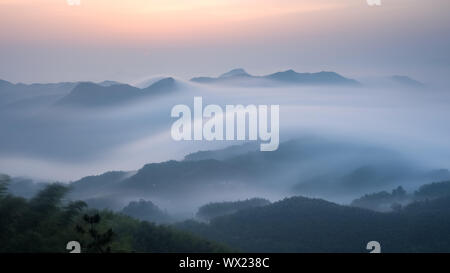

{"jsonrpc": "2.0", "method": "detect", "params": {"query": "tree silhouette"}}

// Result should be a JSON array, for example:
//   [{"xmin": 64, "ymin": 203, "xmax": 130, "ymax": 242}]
[
  {"xmin": 0, "ymin": 174, "xmax": 10, "ymax": 198},
  {"xmin": 76, "ymin": 213, "xmax": 114, "ymax": 253}
]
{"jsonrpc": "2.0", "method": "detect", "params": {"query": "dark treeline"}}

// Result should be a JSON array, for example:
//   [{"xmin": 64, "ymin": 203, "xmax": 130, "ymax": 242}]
[
  {"xmin": 0, "ymin": 175, "xmax": 229, "ymax": 253},
  {"xmin": 197, "ymin": 198, "xmax": 271, "ymax": 221},
  {"xmin": 176, "ymin": 189, "xmax": 450, "ymax": 253},
  {"xmin": 121, "ymin": 199, "xmax": 171, "ymax": 223},
  {"xmin": 351, "ymin": 180, "xmax": 450, "ymax": 211},
  {"xmin": 4, "ymin": 171, "xmax": 450, "ymax": 253}
]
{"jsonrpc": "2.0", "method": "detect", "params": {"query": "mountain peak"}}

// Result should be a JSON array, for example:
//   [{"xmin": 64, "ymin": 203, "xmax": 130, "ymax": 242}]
[
  {"xmin": 219, "ymin": 68, "xmax": 249, "ymax": 78},
  {"xmin": 266, "ymin": 70, "xmax": 360, "ymax": 86},
  {"xmin": 143, "ymin": 77, "xmax": 176, "ymax": 92},
  {"xmin": 75, "ymin": 81, "xmax": 101, "ymax": 89},
  {"xmin": 283, "ymin": 69, "xmax": 296, "ymax": 73},
  {"xmin": 98, "ymin": 80, "xmax": 122, "ymax": 87},
  {"xmin": 56, "ymin": 82, "xmax": 141, "ymax": 107},
  {"xmin": 0, "ymin": 79, "xmax": 13, "ymax": 87},
  {"xmin": 191, "ymin": 69, "xmax": 360, "ymax": 86}
]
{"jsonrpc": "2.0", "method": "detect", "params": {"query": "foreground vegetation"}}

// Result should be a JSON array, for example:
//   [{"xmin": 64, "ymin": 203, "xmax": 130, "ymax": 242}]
[
  {"xmin": 0, "ymin": 175, "xmax": 229, "ymax": 253},
  {"xmin": 3, "ymin": 172, "xmax": 450, "ymax": 253},
  {"xmin": 177, "ymin": 193, "xmax": 450, "ymax": 253}
]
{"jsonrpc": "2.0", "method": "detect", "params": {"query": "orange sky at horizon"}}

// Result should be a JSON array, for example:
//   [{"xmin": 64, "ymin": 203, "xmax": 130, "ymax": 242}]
[
  {"xmin": 1, "ymin": 0, "xmax": 449, "ymax": 83},
  {"xmin": 0, "ymin": 0, "xmax": 349, "ymax": 46}
]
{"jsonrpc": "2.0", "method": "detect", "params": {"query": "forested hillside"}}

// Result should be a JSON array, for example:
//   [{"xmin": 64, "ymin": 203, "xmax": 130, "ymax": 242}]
[
  {"xmin": 177, "ymin": 195, "xmax": 450, "ymax": 253},
  {"xmin": 0, "ymin": 175, "xmax": 229, "ymax": 253}
]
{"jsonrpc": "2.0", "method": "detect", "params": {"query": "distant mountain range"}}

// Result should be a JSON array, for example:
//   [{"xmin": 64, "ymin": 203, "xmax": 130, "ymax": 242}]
[
  {"xmin": 0, "ymin": 77, "xmax": 177, "ymax": 108},
  {"xmin": 191, "ymin": 68, "xmax": 361, "ymax": 86},
  {"xmin": 56, "ymin": 138, "xmax": 443, "ymax": 211},
  {"xmin": 0, "ymin": 80, "xmax": 77, "ymax": 106},
  {"xmin": 0, "ymin": 70, "xmax": 427, "ymax": 108},
  {"xmin": 56, "ymin": 77, "xmax": 177, "ymax": 107},
  {"xmin": 389, "ymin": 75, "xmax": 425, "ymax": 88}
]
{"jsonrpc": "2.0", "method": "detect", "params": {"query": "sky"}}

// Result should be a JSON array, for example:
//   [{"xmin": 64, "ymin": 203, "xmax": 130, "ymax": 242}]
[{"xmin": 0, "ymin": 0, "xmax": 450, "ymax": 84}]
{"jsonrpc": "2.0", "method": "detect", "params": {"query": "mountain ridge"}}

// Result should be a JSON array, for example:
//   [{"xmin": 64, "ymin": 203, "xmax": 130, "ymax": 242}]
[
  {"xmin": 176, "ymin": 194, "xmax": 450, "ymax": 252},
  {"xmin": 191, "ymin": 69, "xmax": 361, "ymax": 86},
  {"xmin": 56, "ymin": 77, "xmax": 177, "ymax": 107}
]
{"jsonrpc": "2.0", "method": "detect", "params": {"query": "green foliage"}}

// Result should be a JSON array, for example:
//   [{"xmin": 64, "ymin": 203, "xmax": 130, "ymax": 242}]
[
  {"xmin": 0, "ymin": 174, "xmax": 11, "ymax": 198},
  {"xmin": 0, "ymin": 182, "xmax": 228, "ymax": 253},
  {"xmin": 0, "ymin": 183, "xmax": 81, "ymax": 252},
  {"xmin": 197, "ymin": 198, "xmax": 271, "ymax": 221},
  {"xmin": 177, "ymin": 195, "xmax": 450, "ymax": 253},
  {"xmin": 415, "ymin": 180, "xmax": 450, "ymax": 200},
  {"xmin": 121, "ymin": 199, "xmax": 170, "ymax": 224},
  {"xmin": 351, "ymin": 186, "xmax": 408, "ymax": 211},
  {"xmin": 75, "ymin": 214, "xmax": 114, "ymax": 253},
  {"xmin": 131, "ymin": 221, "xmax": 230, "ymax": 253},
  {"xmin": 29, "ymin": 183, "xmax": 69, "ymax": 213},
  {"xmin": 61, "ymin": 201, "xmax": 88, "ymax": 225},
  {"xmin": 352, "ymin": 181, "xmax": 450, "ymax": 212}
]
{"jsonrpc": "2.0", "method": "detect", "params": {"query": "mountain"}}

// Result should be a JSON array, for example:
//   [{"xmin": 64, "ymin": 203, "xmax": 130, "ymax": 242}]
[
  {"xmin": 196, "ymin": 198, "xmax": 271, "ymax": 221},
  {"xmin": 56, "ymin": 82, "xmax": 141, "ymax": 107},
  {"xmin": 0, "ymin": 79, "xmax": 14, "ymax": 89},
  {"xmin": 0, "ymin": 79, "xmax": 77, "ymax": 106},
  {"xmin": 389, "ymin": 75, "xmax": 425, "ymax": 88},
  {"xmin": 64, "ymin": 138, "xmax": 427, "ymax": 213},
  {"xmin": 135, "ymin": 76, "xmax": 169, "ymax": 89},
  {"xmin": 414, "ymin": 180, "xmax": 450, "ymax": 200},
  {"xmin": 142, "ymin": 77, "xmax": 177, "ymax": 94},
  {"xmin": 0, "ymin": 77, "xmax": 178, "ymax": 109},
  {"xmin": 361, "ymin": 75, "xmax": 426, "ymax": 88},
  {"xmin": 191, "ymin": 68, "xmax": 252, "ymax": 84},
  {"xmin": 121, "ymin": 159, "xmax": 250, "ymax": 198},
  {"xmin": 69, "ymin": 171, "xmax": 131, "ymax": 199},
  {"xmin": 67, "ymin": 158, "xmax": 250, "ymax": 211},
  {"xmin": 121, "ymin": 199, "xmax": 171, "ymax": 223},
  {"xmin": 266, "ymin": 70, "xmax": 360, "ymax": 86},
  {"xmin": 350, "ymin": 179, "xmax": 450, "ymax": 212},
  {"xmin": 184, "ymin": 142, "xmax": 259, "ymax": 161},
  {"xmin": 191, "ymin": 69, "xmax": 360, "ymax": 86},
  {"xmin": 176, "ymin": 195, "xmax": 450, "ymax": 252},
  {"xmin": 350, "ymin": 186, "xmax": 408, "ymax": 212},
  {"xmin": 56, "ymin": 77, "xmax": 177, "ymax": 107},
  {"xmin": 219, "ymin": 68, "xmax": 251, "ymax": 78},
  {"xmin": 97, "ymin": 80, "xmax": 123, "ymax": 87}
]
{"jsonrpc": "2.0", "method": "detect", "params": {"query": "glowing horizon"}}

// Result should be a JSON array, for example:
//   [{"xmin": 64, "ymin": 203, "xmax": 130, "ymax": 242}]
[
  {"xmin": 0, "ymin": 0, "xmax": 449, "ymax": 83},
  {"xmin": 0, "ymin": 0, "xmax": 345, "ymax": 46}
]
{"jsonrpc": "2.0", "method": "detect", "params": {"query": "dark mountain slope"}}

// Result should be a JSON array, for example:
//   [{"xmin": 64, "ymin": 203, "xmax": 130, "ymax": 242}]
[
  {"xmin": 176, "ymin": 195, "xmax": 450, "ymax": 253},
  {"xmin": 56, "ymin": 77, "xmax": 177, "ymax": 107},
  {"xmin": 57, "ymin": 82, "xmax": 141, "ymax": 106},
  {"xmin": 0, "ymin": 79, "xmax": 77, "ymax": 106},
  {"xmin": 68, "ymin": 138, "xmax": 423, "ymax": 207}
]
